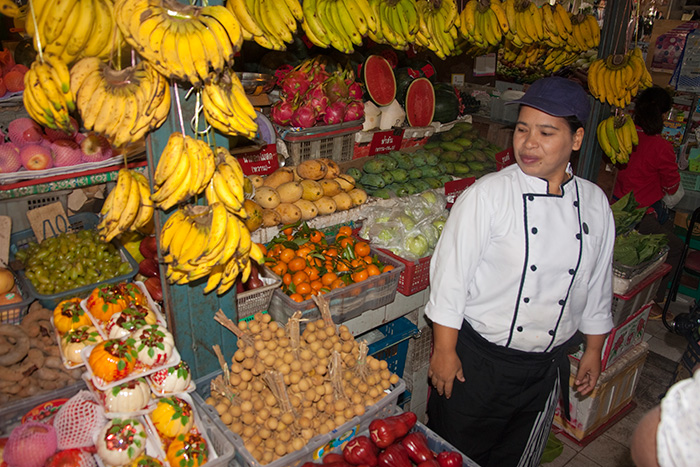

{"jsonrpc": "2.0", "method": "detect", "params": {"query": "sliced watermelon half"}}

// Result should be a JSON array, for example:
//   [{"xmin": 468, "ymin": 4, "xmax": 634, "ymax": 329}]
[
  {"xmin": 405, "ymin": 78, "xmax": 435, "ymax": 128},
  {"xmin": 363, "ymin": 55, "xmax": 396, "ymax": 107}
]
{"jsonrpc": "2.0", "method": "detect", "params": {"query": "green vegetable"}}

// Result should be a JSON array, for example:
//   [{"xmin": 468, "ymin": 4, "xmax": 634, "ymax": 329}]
[
  {"xmin": 611, "ymin": 192, "xmax": 647, "ymax": 236},
  {"xmin": 613, "ymin": 231, "xmax": 668, "ymax": 266}
]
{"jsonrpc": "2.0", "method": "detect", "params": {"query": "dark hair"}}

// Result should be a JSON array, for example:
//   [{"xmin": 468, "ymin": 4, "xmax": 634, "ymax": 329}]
[
  {"xmin": 565, "ymin": 115, "xmax": 584, "ymax": 134},
  {"xmin": 633, "ymin": 86, "xmax": 672, "ymax": 135}
]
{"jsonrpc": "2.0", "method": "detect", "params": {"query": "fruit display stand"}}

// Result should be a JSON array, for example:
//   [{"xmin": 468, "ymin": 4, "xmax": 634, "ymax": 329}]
[{"xmin": 194, "ymin": 370, "xmax": 406, "ymax": 467}]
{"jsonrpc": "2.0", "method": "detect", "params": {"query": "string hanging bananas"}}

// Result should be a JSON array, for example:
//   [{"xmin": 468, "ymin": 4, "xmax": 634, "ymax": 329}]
[
  {"xmin": 23, "ymin": 55, "xmax": 75, "ymax": 133},
  {"xmin": 225, "ymin": 0, "xmax": 302, "ymax": 51},
  {"xmin": 25, "ymin": 0, "xmax": 120, "ymax": 65},
  {"xmin": 114, "ymin": 0, "xmax": 243, "ymax": 87},
  {"xmin": 587, "ymin": 48, "xmax": 652, "ymax": 108},
  {"xmin": 98, "ymin": 169, "xmax": 154, "ymax": 242},
  {"xmin": 596, "ymin": 114, "xmax": 638, "ymax": 164},
  {"xmin": 202, "ymin": 69, "xmax": 258, "ymax": 139},
  {"xmin": 70, "ymin": 58, "xmax": 171, "ymax": 148},
  {"xmin": 158, "ymin": 202, "xmax": 264, "ymax": 294},
  {"xmin": 150, "ymin": 132, "xmax": 216, "ymax": 211}
]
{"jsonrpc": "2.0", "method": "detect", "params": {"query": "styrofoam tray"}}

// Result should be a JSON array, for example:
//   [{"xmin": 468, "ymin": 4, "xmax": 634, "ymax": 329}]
[
  {"xmin": 93, "ymin": 415, "xmax": 168, "ymax": 467},
  {"xmin": 143, "ymin": 393, "xmax": 219, "ymax": 467},
  {"xmin": 82, "ymin": 373, "xmax": 158, "ymax": 420},
  {"xmin": 81, "ymin": 281, "xmax": 166, "ymax": 340},
  {"xmin": 146, "ymin": 377, "xmax": 196, "ymax": 398},
  {"xmin": 81, "ymin": 342, "xmax": 181, "ymax": 392},
  {"xmin": 51, "ymin": 316, "xmax": 103, "ymax": 370}
]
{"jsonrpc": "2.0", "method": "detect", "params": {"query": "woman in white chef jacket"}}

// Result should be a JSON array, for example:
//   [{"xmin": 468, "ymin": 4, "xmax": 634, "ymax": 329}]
[{"xmin": 425, "ymin": 77, "xmax": 615, "ymax": 467}]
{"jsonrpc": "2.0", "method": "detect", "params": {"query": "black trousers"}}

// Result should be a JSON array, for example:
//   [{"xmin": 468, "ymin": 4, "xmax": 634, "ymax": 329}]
[{"xmin": 427, "ymin": 321, "xmax": 571, "ymax": 467}]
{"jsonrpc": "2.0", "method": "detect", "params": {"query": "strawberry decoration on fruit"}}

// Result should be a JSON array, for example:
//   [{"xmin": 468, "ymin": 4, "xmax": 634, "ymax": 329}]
[
  {"xmin": 132, "ymin": 324, "xmax": 174, "ymax": 367},
  {"xmin": 166, "ymin": 432, "xmax": 209, "ymax": 467},
  {"xmin": 53, "ymin": 297, "xmax": 92, "ymax": 334},
  {"xmin": 150, "ymin": 396, "xmax": 194, "ymax": 439},
  {"xmin": 96, "ymin": 418, "xmax": 147, "ymax": 466},
  {"xmin": 88, "ymin": 338, "xmax": 138, "ymax": 383}
]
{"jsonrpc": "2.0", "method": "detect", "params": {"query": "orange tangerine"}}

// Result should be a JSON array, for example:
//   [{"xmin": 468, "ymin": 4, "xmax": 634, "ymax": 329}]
[
  {"xmin": 354, "ymin": 242, "xmax": 370, "ymax": 257},
  {"xmin": 271, "ymin": 262, "xmax": 288, "ymax": 276},
  {"xmin": 305, "ymin": 267, "xmax": 320, "ymax": 281},
  {"xmin": 289, "ymin": 293, "xmax": 304, "ymax": 302},
  {"xmin": 331, "ymin": 278, "xmax": 346, "ymax": 289},
  {"xmin": 283, "ymin": 227, "xmax": 294, "ymax": 236},
  {"xmin": 288, "ymin": 257, "xmax": 307, "ymax": 272},
  {"xmin": 339, "ymin": 237, "xmax": 354, "ymax": 248},
  {"xmin": 352, "ymin": 270, "xmax": 368, "ymax": 283},
  {"xmin": 310, "ymin": 230, "xmax": 323, "ymax": 243},
  {"xmin": 310, "ymin": 280, "xmax": 323, "ymax": 291},
  {"xmin": 321, "ymin": 272, "xmax": 338, "ymax": 286},
  {"xmin": 282, "ymin": 273, "xmax": 292, "ymax": 285},
  {"xmin": 367, "ymin": 264, "xmax": 381, "ymax": 276},
  {"xmin": 292, "ymin": 271, "xmax": 310, "ymax": 285},
  {"xmin": 296, "ymin": 282, "xmax": 312, "ymax": 295},
  {"xmin": 363, "ymin": 256, "xmax": 374, "ymax": 264},
  {"xmin": 279, "ymin": 248, "xmax": 296, "ymax": 263},
  {"xmin": 382, "ymin": 265, "xmax": 394, "ymax": 273},
  {"xmin": 338, "ymin": 226, "xmax": 352, "ymax": 237}
]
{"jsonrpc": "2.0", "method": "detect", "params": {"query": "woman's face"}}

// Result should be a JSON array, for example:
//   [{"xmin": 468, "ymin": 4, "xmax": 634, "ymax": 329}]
[{"xmin": 513, "ymin": 106, "xmax": 584, "ymax": 193}]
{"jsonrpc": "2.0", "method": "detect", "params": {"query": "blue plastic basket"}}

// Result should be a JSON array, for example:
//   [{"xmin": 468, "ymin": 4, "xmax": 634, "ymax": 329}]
[
  {"xmin": 9, "ymin": 212, "xmax": 138, "ymax": 309},
  {"xmin": 365, "ymin": 317, "xmax": 421, "ymax": 378}
]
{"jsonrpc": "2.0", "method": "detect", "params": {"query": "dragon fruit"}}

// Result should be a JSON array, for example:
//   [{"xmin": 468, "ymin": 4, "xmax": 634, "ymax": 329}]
[
  {"xmin": 291, "ymin": 103, "xmax": 318, "ymax": 128},
  {"xmin": 324, "ymin": 75, "xmax": 349, "ymax": 103},
  {"xmin": 271, "ymin": 100, "xmax": 296, "ymax": 126},
  {"xmin": 348, "ymin": 82, "xmax": 363, "ymax": 100},
  {"xmin": 324, "ymin": 100, "xmax": 347, "ymax": 125},
  {"xmin": 306, "ymin": 84, "xmax": 329, "ymax": 116},
  {"xmin": 343, "ymin": 100, "xmax": 365, "ymax": 122},
  {"xmin": 281, "ymin": 70, "xmax": 311, "ymax": 99}
]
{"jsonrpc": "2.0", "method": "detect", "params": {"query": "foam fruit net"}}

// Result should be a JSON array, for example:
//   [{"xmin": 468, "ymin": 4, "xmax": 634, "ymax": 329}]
[
  {"xmin": 53, "ymin": 390, "xmax": 106, "ymax": 450},
  {"xmin": 4, "ymin": 422, "xmax": 57, "ymax": 467}
]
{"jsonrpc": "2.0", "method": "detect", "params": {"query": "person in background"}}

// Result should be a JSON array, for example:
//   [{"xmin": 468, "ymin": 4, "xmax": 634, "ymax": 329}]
[
  {"xmin": 630, "ymin": 364, "xmax": 700, "ymax": 466},
  {"xmin": 425, "ymin": 77, "xmax": 615, "ymax": 467},
  {"xmin": 613, "ymin": 86, "xmax": 683, "ymax": 304}
]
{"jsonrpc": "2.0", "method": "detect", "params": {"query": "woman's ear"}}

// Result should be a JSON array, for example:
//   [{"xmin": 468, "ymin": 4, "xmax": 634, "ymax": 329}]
[{"xmin": 572, "ymin": 127, "xmax": 585, "ymax": 151}]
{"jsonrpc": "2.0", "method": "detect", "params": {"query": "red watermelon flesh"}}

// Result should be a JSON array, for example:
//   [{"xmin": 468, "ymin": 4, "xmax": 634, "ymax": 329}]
[
  {"xmin": 363, "ymin": 55, "xmax": 396, "ymax": 107},
  {"xmin": 405, "ymin": 78, "xmax": 435, "ymax": 127}
]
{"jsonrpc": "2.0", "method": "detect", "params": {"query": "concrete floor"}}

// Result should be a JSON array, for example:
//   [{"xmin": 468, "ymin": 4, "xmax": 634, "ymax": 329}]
[{"xmin": 544, "ymin": 297, "xmax": 692, "ymax": 467}]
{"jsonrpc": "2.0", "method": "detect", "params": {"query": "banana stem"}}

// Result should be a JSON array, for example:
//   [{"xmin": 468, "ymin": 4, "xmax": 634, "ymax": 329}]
[{"xmin": 27, "ymin": 0, "xmax": 43, "ymax": 62}]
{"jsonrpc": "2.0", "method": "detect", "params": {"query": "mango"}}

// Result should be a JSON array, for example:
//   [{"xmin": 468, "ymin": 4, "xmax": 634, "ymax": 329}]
[
  {"xmin": 242, "ymin": 199, "xmax": 263, "ymax": 232},
  {"xmin": 319, "ymin": 158, "xmax": 340, "ymax": 179},
  {"xmin": 314, "ymin": 196, "xmax": 337, "ymax": 216},
  {"xmin": 296, "ymin": 159, "xmax": 327, "ymax": 180},
  {"xmin": 319, "ymin": 179, "xmax": 342, "ymax": 197},
  {"xmin": 293, "ymin": 199, "xmax": 319, "ymax": 221},
  {"xmin": 262, "ymin": 209, "xmax": 281, "ymax": 227},
  {"xmin": 332, "ymin": 192, "xmax": 353, "ymax": 211},
  {"xmin": 248, "ymin": 175, "xmax": 264, "ymax": 188},
  {"xmin": 300, "ymin": 179, "xmax": 324, "ymax": 201},
  {"xmin": 263, "ymin": 167, "xmax": 295, "ymax": 188},
  {"xmin": 276, "ymin": 181, "xmax": 303, "ymax": 204},
  {"xmin": 254, "ymin": 186, "xmax": 281, "ymax": 209},
  {"xmin": 335, "ymin": 174, "xmax": 356, "ymax": 192},
  {"xmin": 348, "ymin": 188, "xmax": 368, "ymax": 206},
  {"xmin": 274, "ymin": 203, "xmax": 302, "ymax": 224}
]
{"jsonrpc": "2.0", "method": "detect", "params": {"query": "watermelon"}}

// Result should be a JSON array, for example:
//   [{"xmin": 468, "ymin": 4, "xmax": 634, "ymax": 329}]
[
  {"xmin": 405, "ymin": 78, "xmax": 435, "ymax": 128},
  {"xmin": 433, "ymin": 83, "xmax": 461, "ymax": 123},
  {"xmin": 363, "ymin": 55, "xmax": 396, "ymax": 107}
]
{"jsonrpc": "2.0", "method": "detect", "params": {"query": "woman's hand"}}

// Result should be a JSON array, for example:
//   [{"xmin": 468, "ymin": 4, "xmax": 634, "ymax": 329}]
[
  {"xmin": 575, "ymin": 333, "xmax": 606, "ymax": 395},
  {"xmin": 429, "ymin": 349, "xmax": 464, "ymax": 399},
  {"xmin": 428, "ymin": 323, "xmax": 464, "ymax": 399}
]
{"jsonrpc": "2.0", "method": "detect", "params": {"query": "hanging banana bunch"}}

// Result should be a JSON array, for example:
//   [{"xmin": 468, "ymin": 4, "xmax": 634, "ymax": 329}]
[
  {"xmin": 69, "ymin": 57, "xmax": 171, "ymax": 148},
  {"xmin": 460, "ymin": 0, "xmax": 508, "ymax": 50},
  {"xmin": 98, "ymin": 169, "xmax": 154, "ymax": 242},
  {"xmin": 226, "ymin": 0, "xmax": 303, "ymax": 51},
  {"xmin": 540, "ymin": 3, "xmax": 571, "ymax": 49},
  {"xmin": 114, "ymin": 0, "xmax": 242, "ymax": 87},
  {"xmin": 25, "ymin": 0, "xmax": 120, "ymax": 65},
  {"xmin": 365, "ymin": 0, "xmax": 419, "ymax": 51},
  {"xmin": 567, "ymin": 12, "xmax": 599, "ymax": 52},
  {"xmin": 587, "ymin": 48, "xmax": 652, "ymax": 108},
  {"xmin": 597, "ymin": 114, "xmax": 639, "ymax": 165},
  {"xmin": 23, "ymin": 54, "xmax": 75, "ymax": 133},
  {"xmin": 150, "ymin": 132, "xmax": 216, "ymax": 211},
  {"xmin": 413, "ymin": 0, "xmax": 460, "ymax": 59},
  {"xmin": 205, "ymin": 147, "xmax": 249, "ymax": 220},
  {"xmin": 201, "ymin": 69, "xmax": 258, "ymax": 139},
  {"xmin": 159, "ymin": 202, "xmax": 265, "ymax": 294},
  {"xmin": 542, "ymin": 48, "xmax": 580, "ymax": 72},
  {"xmin": 501, "ymin": 40, "xmax": 546, "ymax": 69},
  {"xmin": 297, "ymin": 0, "xmax": 377, "ymax": 53}
]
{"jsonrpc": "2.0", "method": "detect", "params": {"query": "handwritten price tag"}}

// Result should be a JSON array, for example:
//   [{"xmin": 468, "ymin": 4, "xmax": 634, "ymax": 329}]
[{"xmin": 26, "ymin": 202, "xmax": 70, "ymax": 243}]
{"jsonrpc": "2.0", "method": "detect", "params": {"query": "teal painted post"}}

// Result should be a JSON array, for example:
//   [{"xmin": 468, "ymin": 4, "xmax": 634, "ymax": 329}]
[{"xmin": 145, "ymin": 83, "xmax": 238, "ymax": 380}]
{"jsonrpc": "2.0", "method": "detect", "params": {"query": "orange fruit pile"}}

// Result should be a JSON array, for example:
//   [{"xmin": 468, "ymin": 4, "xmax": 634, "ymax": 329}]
[{"xmin": 265, "ymin": 224, "xmax": 394, "ymax": 302}]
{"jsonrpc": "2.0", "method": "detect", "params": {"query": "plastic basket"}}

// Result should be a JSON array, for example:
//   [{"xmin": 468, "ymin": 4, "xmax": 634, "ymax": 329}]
[
  {"xmin": 235, "ymin": 265, "xmax": 282, "ymax": 322},
  {"xmin": 613, "ymin": 245, "xmax": 669, "ymax": 295},
  {"xmin": 378, "ymin": 248, "xmax": 432, "ymax": 296},
  {"xmin": 278, "ymin": 120, "xmax": 363, "ymax": 165},
  {"xmin": 0, "ymin": 273, "xmax": 34, "ymax": 324},
  {"xmin": 9, "ymin": 212, "xmax": 139, "ymax": 309},
  {"xmin": 193, "ymin": 370, "xmax": 405, "ymax": 467},
  {"xmin": 680, "ymin": 170, "xmax": 700, "ymax": 192},
  {"xmin": 267, "ymin": 247, "xmax": 404, "ymax": 325},
  {"xmin": 191, "ymin": 394, "xmax": 237, "ymax": 467},
  {"xmin": 360, "ymin": 317, "xmax": 420, "ymax": 377},
  {"xmin": 611, "ymin": 262, "xmax": 671, "ymax": 326},
  {"xmin": 0, "ymin": 190, "xmax": 71, "ymax": 234}
]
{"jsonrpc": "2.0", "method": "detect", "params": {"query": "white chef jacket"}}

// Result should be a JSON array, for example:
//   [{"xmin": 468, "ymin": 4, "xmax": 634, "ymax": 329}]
[{"xmin": 426, "ymin": 164, "xmax": 614, "ymax": 352}]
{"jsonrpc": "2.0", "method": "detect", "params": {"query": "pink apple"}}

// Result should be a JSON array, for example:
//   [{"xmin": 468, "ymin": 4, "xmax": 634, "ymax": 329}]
[
  {"xmin": 20, "ymin": 144, "xmax": 53, "ymax": 170},
  {"xmin": 8, "ymin": 118, "xmax": 44, "ymax": 146},
  {"xmin": 51, "ymin": 139, "xmax": 82, "ymax": 167},
  {"xmin": 0, "ymin": 142, "xmax": 22, "ymax": 173},
  {"xmin": 78, "ymin": 132, "xmax": 113, "ymax": 163}
]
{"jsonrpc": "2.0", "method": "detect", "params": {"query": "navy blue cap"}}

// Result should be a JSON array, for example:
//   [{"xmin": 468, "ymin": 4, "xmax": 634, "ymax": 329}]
[{"xmin": 506, "ymin": 77, "xmax": 590, "ymax": 125}]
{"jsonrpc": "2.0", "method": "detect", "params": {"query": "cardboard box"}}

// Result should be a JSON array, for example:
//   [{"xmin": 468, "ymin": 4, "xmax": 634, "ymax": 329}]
[
  {"xmin": 554, "ymin": 341, "xmax": 648, "ymax": 441},
  {"xmin": 570, "ymin": 302, "xmax": 652, "ymax": 371}
]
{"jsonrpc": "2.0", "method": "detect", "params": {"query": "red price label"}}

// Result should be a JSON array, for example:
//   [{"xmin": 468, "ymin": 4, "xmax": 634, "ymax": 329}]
[
  {"xmin": 238, "ymin": 144, "xmax": 279, "ymax": 176},
  {"xmin": 368, "ymin": 129, "xmax": 404, "ymax": 156},
  {"xmin": 444, "ymin": 177, "xmax": 476, "ymax": 208},
  {"xmin": 496, "ymin": 147, "xmax": 515, "ymax": 171}
]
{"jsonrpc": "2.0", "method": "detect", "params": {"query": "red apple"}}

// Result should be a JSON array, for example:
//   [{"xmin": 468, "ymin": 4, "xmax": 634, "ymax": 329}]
[
  {"xmin": 51, "ymin": 139, "xmax": 82, "ymax": 167},
  {"xmin": 138, "ymin": 257, "xmax": 159, "ymax": 278},
  {"xmin": 0, "ymin": 142, "xmax": 21, "ymax": 173},
  {"xmin": 144, "ymin": 276, "xmax": 163, "ymax": 302},
  {"xmin": 139, "ymin": 235, "xmax": 158, "ymax": 260},
  {"xmin": 19, "ymin": 144, "xmax": 53, "ymax": 170}
]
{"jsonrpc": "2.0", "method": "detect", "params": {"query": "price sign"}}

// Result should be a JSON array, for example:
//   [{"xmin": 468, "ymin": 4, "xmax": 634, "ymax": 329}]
[
  {"xmin": 444, "ymin": 177, "xmax": 476, "ymax": 208},
  {"xmin": 26, "ymin": 202, "xmax": 70, "ymax": 243},
  {"xmin": 368, "ymin": 129, "xmax": 404, "ymax": 156},
  {"xmin": 237, "ymin": 144, "xmax": 279, "ymax": 176},
  {"xmin": 496, "ymin": 147, "xmax": 516, "ymax": 171}
]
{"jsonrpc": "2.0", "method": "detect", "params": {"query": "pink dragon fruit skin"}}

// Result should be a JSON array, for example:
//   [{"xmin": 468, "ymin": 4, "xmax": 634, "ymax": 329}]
[
  {"xmin": 343, "ymin": 100, "xmax": 365, "ymax": 122},
  {"xmin": 271, "ymin": 100, "xmax": 295, "ymax": 126},
  {"xmin": 8, "ymin": 118, "xmax": 44, "ymax": 146},
  {"xmin": 51, "ymin": 139, "xmax": 83, "ymax": 167},
  {"xmin": 281, "ymin": 70, "xmax": 311, "ymax": 99},
  {"xmin": 291, "ymin": 103, "xmax": 318, "ymax": 128},
  {"xmin": 324, "ymin": 100, "xmax": 347, "ymax": 125},
  {"xmin": 348, "ymin": 82, "xmax": 363, "ymax": 100},
  {"xmin": 0, "ymin": 142, "xmax": 22, "ymax": 173}
]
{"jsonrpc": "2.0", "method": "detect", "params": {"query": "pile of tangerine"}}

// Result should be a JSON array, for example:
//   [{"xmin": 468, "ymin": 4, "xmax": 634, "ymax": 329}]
[{"xmin": 264, "ymin": 224, "xmax": 394, "ymax": 303}]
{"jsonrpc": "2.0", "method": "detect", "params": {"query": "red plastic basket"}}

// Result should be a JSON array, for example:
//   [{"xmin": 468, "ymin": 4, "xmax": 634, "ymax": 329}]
[{"xmin": 378, "ymin": 248, "xmax": 432, "ymax": 296}]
